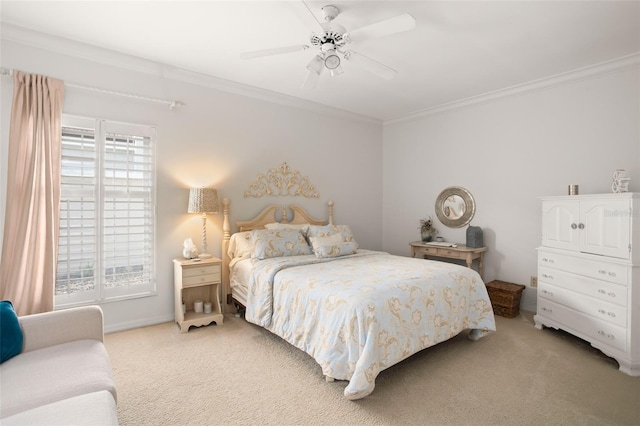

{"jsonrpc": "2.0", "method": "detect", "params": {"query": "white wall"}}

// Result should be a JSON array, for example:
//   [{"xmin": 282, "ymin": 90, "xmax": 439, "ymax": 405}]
[
  {"xmin": 2, "ymin": 29, "xmax": 638, "ymax": 328},
  {"xmin": 0, "ymin": 37, "xmax": 383, "ymax": 332},
  {"xmin": 382, "ymin": 65, "xmax": 640, "ymax": 310}
]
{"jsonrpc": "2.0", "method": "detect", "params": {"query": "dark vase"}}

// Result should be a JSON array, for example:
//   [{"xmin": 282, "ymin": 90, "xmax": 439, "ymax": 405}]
[{"xmin": 421, "ymin": 231, "xmax": 433, "ymax": 242}]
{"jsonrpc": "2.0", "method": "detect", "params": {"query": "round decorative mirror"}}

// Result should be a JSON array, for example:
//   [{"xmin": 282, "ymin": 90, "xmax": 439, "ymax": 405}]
[{"xmin": 435, "ymin": 186, "xmax": 476, "ymax": 228}]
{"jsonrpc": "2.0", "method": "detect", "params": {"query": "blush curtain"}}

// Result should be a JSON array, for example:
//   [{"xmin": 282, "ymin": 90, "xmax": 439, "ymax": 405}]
[{"xmin": 0, "ymin": 71, "xmax": 65, "ymax": 316}]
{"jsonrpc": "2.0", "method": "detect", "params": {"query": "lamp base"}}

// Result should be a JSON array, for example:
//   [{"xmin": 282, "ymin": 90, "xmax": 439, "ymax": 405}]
[{"xmin": 198, "ymin": 253, "xmax": 213, "ymax": 259}]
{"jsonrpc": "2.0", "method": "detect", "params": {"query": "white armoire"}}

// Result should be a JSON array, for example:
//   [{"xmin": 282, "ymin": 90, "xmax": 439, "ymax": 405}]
[{"xmin": 535, "ymin": 193, "xmax": 639, "ymax": 376}]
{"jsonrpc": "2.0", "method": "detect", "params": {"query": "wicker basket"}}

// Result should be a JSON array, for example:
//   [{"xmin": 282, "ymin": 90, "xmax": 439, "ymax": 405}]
[{"xmin": 485, "ymin": 280, "xmax": 526, "ymax": 318}]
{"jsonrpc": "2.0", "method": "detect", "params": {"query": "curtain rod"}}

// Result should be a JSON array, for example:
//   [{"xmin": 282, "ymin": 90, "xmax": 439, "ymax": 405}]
[{"xmin": 0, "ymin": 67, "xmax": 185, "ymax": 110}]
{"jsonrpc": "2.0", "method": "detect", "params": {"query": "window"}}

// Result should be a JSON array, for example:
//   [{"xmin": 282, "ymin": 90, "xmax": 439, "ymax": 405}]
[{"xmin": 55, "ymin": 116, "xmax": 156, "ymax": 307}]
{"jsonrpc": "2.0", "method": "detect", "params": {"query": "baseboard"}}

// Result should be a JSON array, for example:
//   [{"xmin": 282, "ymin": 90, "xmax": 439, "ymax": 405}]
[{"xmin": 104, "ymin": 313, "xmax": 175, "ymax": 334}]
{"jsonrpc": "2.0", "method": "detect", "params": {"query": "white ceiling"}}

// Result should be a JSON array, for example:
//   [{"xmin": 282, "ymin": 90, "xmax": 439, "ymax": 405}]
[{"xmin": 1, "ymin": 1, "xmax": 639, "ymax": 121}]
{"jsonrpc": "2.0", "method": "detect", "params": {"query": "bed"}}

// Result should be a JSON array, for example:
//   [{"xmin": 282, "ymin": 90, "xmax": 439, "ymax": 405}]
[{"xmin": 221, "ymin": 199, "xmax": 496, "ymax": 400}]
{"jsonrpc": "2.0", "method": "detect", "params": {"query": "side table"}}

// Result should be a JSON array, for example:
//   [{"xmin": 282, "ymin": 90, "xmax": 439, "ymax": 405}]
[
  {"xmin": 410, "ymin": 241, "xmax": 487, "ymax": 278},
  {"xmin": 173, "ymin": 257, "xmax": 224, "ymax": 333}
]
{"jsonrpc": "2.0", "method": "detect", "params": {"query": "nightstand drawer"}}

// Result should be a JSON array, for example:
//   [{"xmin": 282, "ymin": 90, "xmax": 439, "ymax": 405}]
[
  {"xmin": 183, "ymin": 265, "xmax": 219, "ymax": 278},
  {"xmin": 183, "ymin": 272, "xmax": 220, "ymax": 287},
  {"xmin": 414, "ymin": 247, "xmax": 438, "ymax": 256}
]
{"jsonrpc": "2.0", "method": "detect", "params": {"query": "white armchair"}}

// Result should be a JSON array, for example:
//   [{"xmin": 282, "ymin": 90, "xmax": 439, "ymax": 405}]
[{"xmin": 0, "ymin": 306, "xmax": 118, "ymax": 425}]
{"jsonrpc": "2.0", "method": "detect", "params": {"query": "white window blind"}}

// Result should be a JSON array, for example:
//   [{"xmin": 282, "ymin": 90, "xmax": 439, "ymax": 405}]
[{"xmin": 56, "ymin": 116, "xmax": 156, "ymax": 307}]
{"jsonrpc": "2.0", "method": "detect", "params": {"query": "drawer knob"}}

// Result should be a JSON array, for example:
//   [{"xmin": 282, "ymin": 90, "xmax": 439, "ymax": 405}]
[
  {"xmin": 541, "ymin": 307, "xmax": 553, "ymax": 313},
  {"xmin": 598, "ymin": 289, "xmax": 617, "ymax": 298},
  {"xmin": 597, "ymin": 330, "xmax": 615, "ymax": 340},
  {"xmin": 598, "ymin": 270, "xmax": 607, "ymax": 275},
  {"xmin": 597, "ymin": 309, "xmax": 616, "ymax": 318},
  {"xmin": 571, "ymin": 223, "xmax": 577, "ymax": 229},
  {"xmin": 542, "ymin": 289, "xmax": 554, "ymax": 296},
  {"xmin": 608, "ymin": 272, "xmax": 616, "ymax": 277}
]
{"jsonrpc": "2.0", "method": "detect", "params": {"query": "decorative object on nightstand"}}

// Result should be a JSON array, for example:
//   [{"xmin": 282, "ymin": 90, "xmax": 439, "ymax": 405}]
[
  {"xmin": 418, "ymin": 216, "xmax": 438, "ymax": 242},
  {"xmin": 173, "ymin": 257, "xmax": 224, "ymax": 333},
  {"xmin": 611, "ymin": 169, "xmax": 630, "ymax": 193},
  {"xmin": 188, "ymin": 187, "xmax": 219, "ymax": 259},
  {"xmin": 182, "ymin": 238, "xmax": 198, "ymax": 259},
  {"xmin": 485, "ymin": 280, "xmax": 525, "ymax": 318},
  {"xmin": 466, "ymin": 225, "xmax": 484, "ymax": 248}
]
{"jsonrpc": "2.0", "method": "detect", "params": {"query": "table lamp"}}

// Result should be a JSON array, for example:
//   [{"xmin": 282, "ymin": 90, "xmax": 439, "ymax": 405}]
[{"xmin": 188, "ymin": 187, "xmax": 219, "ymax": 258}]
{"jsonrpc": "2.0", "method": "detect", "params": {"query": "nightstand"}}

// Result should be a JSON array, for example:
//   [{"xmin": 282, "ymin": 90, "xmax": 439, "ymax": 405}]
[
  {"xmin": 410, "ymin": 241, "xmax": 487, "ymax": 278},
  {"xmin": 173, "ymin": 257, "xmax": 224, "ymax": 333}
]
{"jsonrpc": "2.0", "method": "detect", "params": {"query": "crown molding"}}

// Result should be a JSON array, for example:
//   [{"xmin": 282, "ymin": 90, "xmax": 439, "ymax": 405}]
[
  {"xmin": 384, "ymin": 52, "xmax": 640, "ymax": 126},
  {"xmin": 3, "ymin": 22, "xmax": 637, "ymax": 128},
  {"xmin": 0, "ymin": 23, "xmax": 379, "ymax": 125}
]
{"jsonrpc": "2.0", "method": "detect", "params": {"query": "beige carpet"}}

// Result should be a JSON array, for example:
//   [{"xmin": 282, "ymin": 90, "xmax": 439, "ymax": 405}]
[{"xmin": 104, "ymin": 311, "xmax": 640, "ymax": 425}]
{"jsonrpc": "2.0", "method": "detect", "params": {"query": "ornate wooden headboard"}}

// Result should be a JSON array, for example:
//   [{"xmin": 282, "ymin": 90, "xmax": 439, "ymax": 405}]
[{"xmin": 220, "ymin": 199, "xmax": 334, "ymax": 306}]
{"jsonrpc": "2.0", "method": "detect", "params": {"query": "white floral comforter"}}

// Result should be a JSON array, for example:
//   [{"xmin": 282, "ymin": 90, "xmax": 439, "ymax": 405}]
[{"xmin": 244, "ymin": 250, "xmax": 496, "ymax": 400}]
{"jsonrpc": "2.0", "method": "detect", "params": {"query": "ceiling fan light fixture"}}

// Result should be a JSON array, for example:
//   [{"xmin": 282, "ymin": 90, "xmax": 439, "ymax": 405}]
[
  {"xmin": 329, "ymin": 64, "xmax": 344, "ymax": 77},
  {"xmin": 324, "ymin": 52, "xmax": 341, "ymax": 70}
]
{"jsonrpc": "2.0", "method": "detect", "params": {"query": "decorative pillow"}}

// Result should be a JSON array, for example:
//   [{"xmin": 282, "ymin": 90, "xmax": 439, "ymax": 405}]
[
  {"xmin": 307, "ymin": 224, "xmax": 335, "ymax": 238},
  {"xmin": 335, "ymin": 225, "xmax": 355, "ymax": 243},
  {"xmin": 228, "ymin": 231, "xmax": 254, "ymax": 259},
  {"xmin": 264, "ymin": 223, "xmax": 310, "ymax": 242},
  {"xmin": 307, "ymin": 224, "xmax": 355, "ymax": 243},
  {"xmin": 313, "ymin": 241, "xmax": 359, "ymax": 258},
  {"xmin": 309, "ymin": 233, "xmax": 344, "ymax": 253},
  {"xmin": 1, "ymin": 300, "xmax": 23, "ymax": 363},
  {"xmin": 251, "ymin": 228, "xmax": 312, "ymax": 260}
]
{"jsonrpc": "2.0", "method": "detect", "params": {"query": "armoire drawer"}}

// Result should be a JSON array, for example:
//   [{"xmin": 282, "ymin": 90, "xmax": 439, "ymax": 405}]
[
  {"xmin": 538, "ymin": 251, "xmax": 628, "ymax": 286},
  {"xmin": 537, "ymin": 298, "xmax": 627, "ymax": 352},
  {"xmin": 538, "ymin": 266, "xmax": 627, "ymax": 307},
  {"xmin": 538, "ymin": 282, "xmax": 627, "ymax": 328}
]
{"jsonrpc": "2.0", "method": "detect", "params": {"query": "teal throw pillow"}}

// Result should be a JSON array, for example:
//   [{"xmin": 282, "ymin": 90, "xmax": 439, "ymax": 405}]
[{"xmin": 1, "ymin": 300, "xmax": 23, "ymax": 363}]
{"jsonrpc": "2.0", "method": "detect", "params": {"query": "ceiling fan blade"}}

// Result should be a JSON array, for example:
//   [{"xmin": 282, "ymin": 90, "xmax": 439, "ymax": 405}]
[
  {"xmin": 302, "ymin": 56, "xmax": 325, "ymax": 89},
  {"xmin": 345, "ymin": 13, "xmax": 416, "ymax": 43},
  {"xmin": 302, "ymin": 69, "xmax": 320, "ymax": 90},
  {"xmin": 240, "ymin": 45, "xmax": 309, "ymax": 60},
  {"xmin": 343, "ymin": 51, "xmax": 398, "ymax": 80}
]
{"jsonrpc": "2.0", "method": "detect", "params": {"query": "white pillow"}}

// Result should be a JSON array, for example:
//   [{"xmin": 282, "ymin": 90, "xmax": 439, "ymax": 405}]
[
  {"xmin": 228, "ymin": 231, "xmax": 253, "ymax": 259},
  {"xmin": 264, "ymin": 223, "xmax": 309, "ymax": 232}
]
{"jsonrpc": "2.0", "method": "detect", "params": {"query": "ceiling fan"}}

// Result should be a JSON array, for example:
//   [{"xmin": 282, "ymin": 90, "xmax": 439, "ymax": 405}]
[{"xmin": 240, "ymin": 3, "xmax": 416, "ymax": 89}]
